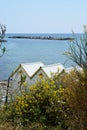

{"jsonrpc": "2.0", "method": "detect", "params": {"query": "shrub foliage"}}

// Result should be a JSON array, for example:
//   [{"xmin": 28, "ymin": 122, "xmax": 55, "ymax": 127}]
[{"xmin": 5, "ymin": 79, "xmax": 68, "ymax": 129}]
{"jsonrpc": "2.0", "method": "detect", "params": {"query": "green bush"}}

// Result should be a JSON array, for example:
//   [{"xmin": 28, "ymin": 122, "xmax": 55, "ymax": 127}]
[
  {"xmin": 61, "ymin": 70, "xmax": 87, "ymax": 130},
  {"xmin": 4, "ymin": 78, "xmax": 68, "ymax": 129}
]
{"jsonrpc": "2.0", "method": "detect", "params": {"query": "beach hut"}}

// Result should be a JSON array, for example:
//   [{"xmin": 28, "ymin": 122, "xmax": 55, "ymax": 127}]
[
  {"xmin": 41, "ymin": 63, "xmax": 65, "ymax": 78},
  {"xmin": 5, "ymin": 62, "xmax": 65, "ymax": 102},
  {"xmin": 8, "ymin": 62, "xmax": 65, "ymax": 90},
  {"xmin": 8, "ymin": 62, "xmax": 44, "ymax": 88}
]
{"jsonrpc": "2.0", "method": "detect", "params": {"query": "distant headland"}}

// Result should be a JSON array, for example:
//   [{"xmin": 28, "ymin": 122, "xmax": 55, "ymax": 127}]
[{"xmin": 8, "ymin": 36, "xmax": 74, "ymax": 41}]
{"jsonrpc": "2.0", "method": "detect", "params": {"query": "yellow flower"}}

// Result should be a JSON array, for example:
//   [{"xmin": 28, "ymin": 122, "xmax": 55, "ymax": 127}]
[
  {"xmin": 18, "ymin": 100, "xmax": 21, "ymax": 105},
  {"xmin": 16, "ymin": 106, "xmax": 20, "ymax": 111},
  {"xmin": 23, "ymin": 82, "xmax": 27, "ymax": 87},
  {"xmin": 26, "ymin": 95, "xmax": 29, "ymax": 99},
  {"xmin": 30, "ymin": 108, "xmax": 33, "ymax": 112},
  {"xmin": 45, "ymin": 85, "xmax": 49, "ymax": 89},
  {"xmin": 25, "ymin": 104, "xmax": 28, "ymax": 107},
  {"xmin": 17, "ymin": 96, "xmax": 21, "ymax": 100},
  {"xmin": 29, "ymin": 100, "xmax": 32, "ymax": 103},
  {"xmin": 53, "ymin": 91, "xmax": 57, "ymax": 96}
]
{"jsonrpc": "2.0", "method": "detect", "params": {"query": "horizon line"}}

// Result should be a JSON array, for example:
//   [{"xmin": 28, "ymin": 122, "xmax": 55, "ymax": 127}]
[{"xmin": 6, "ymin": 32, "xmax": 83, "ymax": 34}]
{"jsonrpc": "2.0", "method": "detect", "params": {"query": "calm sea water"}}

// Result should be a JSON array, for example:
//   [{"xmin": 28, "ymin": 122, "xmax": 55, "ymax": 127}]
[{"xmin": 0, "ymin": 33, "xmax": 82, "ymax": 80}]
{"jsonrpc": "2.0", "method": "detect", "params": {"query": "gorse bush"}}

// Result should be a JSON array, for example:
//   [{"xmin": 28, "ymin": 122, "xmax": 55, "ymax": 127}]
[
  {"xmin": 53, "ymin": 69, "xmax": 87, "ymax": 130},
  {"xmin": 7, "ymin": 79, "xmax": 68, "ymax": 129}
]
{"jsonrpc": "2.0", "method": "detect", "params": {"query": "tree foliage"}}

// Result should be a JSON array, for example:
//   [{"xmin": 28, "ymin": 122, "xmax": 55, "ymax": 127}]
[
  {"xmin": 0, "ymin": 24, "xmax": 6, "ymax": 57},
  {"xmin": 64, "ymin": 70, "xmax": 87, "ymax": 130},
  {"xmin": 68, "ymin": 25, "xmax": 87, "ymax": 70},
  {"xmin": 63, "ymin": 26, "xmax": 87, "ymax": 130}
]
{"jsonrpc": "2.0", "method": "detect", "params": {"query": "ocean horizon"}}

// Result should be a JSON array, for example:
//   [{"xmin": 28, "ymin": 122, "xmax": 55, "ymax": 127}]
[{"xmin": 0, "ymin": 33, "xmax": 83, "ymax": 80}]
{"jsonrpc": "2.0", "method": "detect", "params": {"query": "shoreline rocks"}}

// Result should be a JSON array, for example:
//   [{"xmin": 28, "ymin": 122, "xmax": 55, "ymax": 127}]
[{"xmin": 0, "ymin": 80, "xmax": 7, "ymax": 104}]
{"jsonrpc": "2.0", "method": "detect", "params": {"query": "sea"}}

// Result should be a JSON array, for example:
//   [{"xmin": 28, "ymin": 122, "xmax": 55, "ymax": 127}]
[{"xmin": 0, "ymin": 33, "xmax": 82, "ymax": 80}]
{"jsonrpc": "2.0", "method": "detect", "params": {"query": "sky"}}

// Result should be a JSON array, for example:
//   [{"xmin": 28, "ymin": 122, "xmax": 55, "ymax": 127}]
[{"xmin": 0, "ymin": 0, "xmax": 87, "ymax": 33}]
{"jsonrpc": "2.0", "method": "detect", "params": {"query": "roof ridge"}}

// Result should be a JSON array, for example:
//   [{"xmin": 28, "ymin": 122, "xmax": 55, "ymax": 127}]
[
  {"xmin": 42, "ymin": 63, "xmax": 64, "ymax": 68},
  {"xmin": 21, "ymin": 62, "xmax": 44, "ymax": 66}
]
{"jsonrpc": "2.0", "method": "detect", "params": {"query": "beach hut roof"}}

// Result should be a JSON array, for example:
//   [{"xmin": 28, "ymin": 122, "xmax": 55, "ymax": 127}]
[
  {"xmin": 42, "ymin": 63, "xmax": 65, "ymax": 78},
  {"xmin": 10, "ymin": 62, "xmax": 44, "ymax": 78},
  {"xmin": 21, "ymin": 62, "xmax": 44, "ymax": 77},
  {"xmin": 9, "ymin": 62, "xmax": 65, "ymax": 79}
]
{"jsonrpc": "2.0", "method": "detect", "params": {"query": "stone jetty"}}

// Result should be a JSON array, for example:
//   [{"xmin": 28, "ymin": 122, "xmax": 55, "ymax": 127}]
[
  {"xmin": 8, "ymin": 36, "xmax": 74, "ymax": 40},
  {"xmin": 0, "ymin": 39, "xmax": 7, "ymax": 42}
]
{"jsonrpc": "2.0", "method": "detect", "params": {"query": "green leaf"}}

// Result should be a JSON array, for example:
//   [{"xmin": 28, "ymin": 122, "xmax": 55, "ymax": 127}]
[{"xmin": 2, "ymin": 47, "xmax": 6, "ymax": 53}]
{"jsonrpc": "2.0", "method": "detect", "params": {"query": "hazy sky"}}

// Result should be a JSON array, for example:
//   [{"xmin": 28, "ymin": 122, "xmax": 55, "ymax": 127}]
[{"xmin": 0, "ymin": 0, "xmax": 87, "ymax": 33}]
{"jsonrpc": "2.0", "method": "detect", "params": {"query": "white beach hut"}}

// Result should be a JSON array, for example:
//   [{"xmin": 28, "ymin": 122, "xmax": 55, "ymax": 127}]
[
  {"xmin": 5, "ymin": 62, "xmax": 65, "ymax": 102},
  {"xmin": 9, "ymin": 62, "xmax": 44, "ymax": 88},
  {"xmin": 42, "ymin": 63, "xmax": 65, "ymax": 78},
  {"xmin": 8, "ymin": 62, "xmax": 65, "ymax": 89}
]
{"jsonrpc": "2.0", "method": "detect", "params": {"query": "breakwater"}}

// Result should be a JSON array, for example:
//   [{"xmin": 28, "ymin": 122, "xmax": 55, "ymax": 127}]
[
  {"xmin": 8, "ymin": 36, "xmax": 74, "ymax": 40},
  {"xmin": 0, "ymin": 39, "xmax": 7, "ymax": 42}
]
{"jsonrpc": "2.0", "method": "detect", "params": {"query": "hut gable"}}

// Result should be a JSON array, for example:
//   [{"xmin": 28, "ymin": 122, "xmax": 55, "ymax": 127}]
[
  {"xmin": 9, "ymin": 62, "xmax": 44, "ymax": 87},
  {"xmin": 21, "ymin": 62, "xmax": 44, "ymax": 78},
  {"xmin": 42, "ymin": 63, "xmax": 65, "ymax": 78}
]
